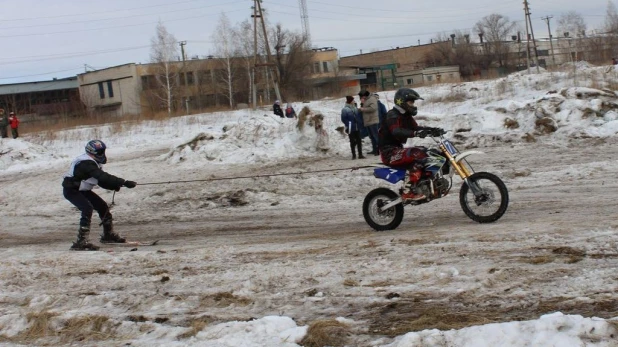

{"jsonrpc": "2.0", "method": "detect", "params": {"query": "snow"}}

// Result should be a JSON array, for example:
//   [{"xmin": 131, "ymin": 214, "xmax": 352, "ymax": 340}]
[{"xmin": 1, "ymin": 64, "xmax": 618, "ymax": 346}]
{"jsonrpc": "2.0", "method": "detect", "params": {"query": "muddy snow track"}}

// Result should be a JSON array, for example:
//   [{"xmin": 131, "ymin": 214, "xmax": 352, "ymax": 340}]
[{"xmin": 1, "ymin": 138, "xmax": 618, "ymax": 345}]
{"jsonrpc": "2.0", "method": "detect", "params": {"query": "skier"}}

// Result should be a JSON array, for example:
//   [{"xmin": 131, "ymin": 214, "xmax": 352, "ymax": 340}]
[{"xmin": 62, "ymin": 140, "xmax": 137, "ymax": 250}]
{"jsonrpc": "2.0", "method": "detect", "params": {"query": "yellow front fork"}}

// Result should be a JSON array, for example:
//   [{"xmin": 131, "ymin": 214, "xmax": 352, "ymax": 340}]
[{"xmin": 439, "ymin": 143, "xmax": 472, "ymax": 179}]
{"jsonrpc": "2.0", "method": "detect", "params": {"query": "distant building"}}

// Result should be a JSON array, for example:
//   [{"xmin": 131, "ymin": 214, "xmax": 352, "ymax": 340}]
[
  {"xmin": 306, "ymin": 47, "xmax": 366, "ymax": 99},
  {"xmin": 77, "ymin": 64, "xmax": 141, "ymax": 117},
  {"xmin": 339, "ymin": 42, "xmax": 461, "ymax": 90},
  {"xmin": 77, "ymin": 48, "xmax": 367, "ymax": 116},
  {"xmin": 0, "ymin": 77, "xmax": 80, "ymax": 119}
]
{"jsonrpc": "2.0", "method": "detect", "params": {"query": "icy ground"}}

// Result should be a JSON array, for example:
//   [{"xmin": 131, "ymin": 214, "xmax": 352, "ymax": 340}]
[{"xmin": 1, "ymin": 64, "xmax": 618, "ymax": 346}]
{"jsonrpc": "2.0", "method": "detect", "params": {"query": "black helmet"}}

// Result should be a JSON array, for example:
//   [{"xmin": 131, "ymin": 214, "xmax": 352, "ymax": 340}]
[
  {"xmin": 394, "ymin": 88, "xmax": 423, "ymax": 114},
  {"xmin": 85, "ymin": 139, "xmax": 107, "ymax": 164}
]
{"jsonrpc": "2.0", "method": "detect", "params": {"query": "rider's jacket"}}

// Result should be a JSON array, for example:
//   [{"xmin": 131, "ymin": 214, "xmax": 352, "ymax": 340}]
[{"xmin": 378, "ymin": 106, "xmax": 421, "ymax": 152}]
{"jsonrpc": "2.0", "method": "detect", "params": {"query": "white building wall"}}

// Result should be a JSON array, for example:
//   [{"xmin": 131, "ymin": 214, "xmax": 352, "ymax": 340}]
[{"xmin": 78, "ymin": 64, "xmax": 141, "ymax": 116}]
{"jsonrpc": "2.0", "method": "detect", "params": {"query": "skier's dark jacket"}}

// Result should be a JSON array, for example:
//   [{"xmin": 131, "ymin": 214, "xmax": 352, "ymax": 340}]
[{"xmin": 62, "ymin": 158, "xmax": 126, "ymax": 191}]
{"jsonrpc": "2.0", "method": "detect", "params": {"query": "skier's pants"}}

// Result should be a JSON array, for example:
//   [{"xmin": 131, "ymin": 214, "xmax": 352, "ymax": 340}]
[{"xmin": 63, "ymin": 188, "xmax": 111, "ymax": 227}]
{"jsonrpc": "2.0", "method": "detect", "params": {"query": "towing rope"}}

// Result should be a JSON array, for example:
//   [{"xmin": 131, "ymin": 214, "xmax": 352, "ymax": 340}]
[{"xmin": 137, "ymin": 165, "xmax": 377, "ymax": 186}]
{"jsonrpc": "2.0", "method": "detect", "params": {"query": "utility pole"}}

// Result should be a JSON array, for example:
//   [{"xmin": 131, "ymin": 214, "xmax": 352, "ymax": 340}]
[
  {"xmin": 541, "ymin": 15, "xmax": 556, "ymax": 67},
  {"xmin": 252, "ymin": 1, "xmax": 258, "ymax": 109},
  {"xmin": 523, "ymin": 0, "xmax": 540, "ymax": 73},
  {"xmin": 255, "ymin": 0, "xmax": 282, "ymax": 103},
  {"xmin": 179, "ymin": 41, "xmax": 187, "ymax": 62}
]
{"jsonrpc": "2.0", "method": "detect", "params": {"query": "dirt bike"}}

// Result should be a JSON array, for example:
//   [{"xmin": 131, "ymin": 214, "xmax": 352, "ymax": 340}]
[{"xmin": 362, "ymin": 128, "xmax": 509, "ymax": 231}]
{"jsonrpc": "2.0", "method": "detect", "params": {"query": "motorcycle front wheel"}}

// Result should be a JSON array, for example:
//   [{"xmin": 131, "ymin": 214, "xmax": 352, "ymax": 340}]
[
  {"xmin": 363, "ymin": 188, "xmax": 404, "ymax": 231},
  {"xmin": 459, "ymin": 172, "xmax": 509, "ymax": 223}
]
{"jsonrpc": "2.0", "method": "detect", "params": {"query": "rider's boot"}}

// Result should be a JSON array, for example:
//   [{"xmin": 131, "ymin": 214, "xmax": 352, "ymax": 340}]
[{"xmin": 401, "ymin": 169, "xmax": 426, "ymax": 201}]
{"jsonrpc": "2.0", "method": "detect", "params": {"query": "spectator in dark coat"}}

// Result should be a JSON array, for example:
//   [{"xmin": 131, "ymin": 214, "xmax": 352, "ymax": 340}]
[
  {"xmin": 341, "ymin": 96, "xmax": 365, "ymax": 159},
  {"xmin": 285, "ymin": 103, "xmax": 297, "ymax": 119},
  {"xmin": 273, "ymin": 100, "xmax": 284, "ymax": 118},
  {"xmin": 0, "ymin": 109, "xmax": 8, "ymax": 138}
]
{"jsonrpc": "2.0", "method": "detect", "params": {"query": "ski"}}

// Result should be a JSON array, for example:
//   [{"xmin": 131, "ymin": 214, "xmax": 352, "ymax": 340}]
[{"xmin": 101, "ymin": 240, "xmax": 160, "ymax": 246}]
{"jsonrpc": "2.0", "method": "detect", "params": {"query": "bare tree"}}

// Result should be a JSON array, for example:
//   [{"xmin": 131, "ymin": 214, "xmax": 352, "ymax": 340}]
[
  {"xmin": 271, "ymin": 24, "xmax": 314, "ymax": 100},
  {"xmin": 212, "ymin": 13, "xmax": 237, "ymax": 108},
  {"xmin": 475, "ymin": 14, "xmax": 517, "ymax": 68},
  {"xmin": 557, "ymin": 11, "xmax": 587, "ymax": 37},
  {"xmin": 150, "ymin": 20, "xmax": 179, "ymax": 116},
  {"xmin": 234, "ymin": 20, "xmax": 255, "ymax": 105},
  {"xmin": 606, "ymin": 0, "xmax": 618, "ymax": 33}
]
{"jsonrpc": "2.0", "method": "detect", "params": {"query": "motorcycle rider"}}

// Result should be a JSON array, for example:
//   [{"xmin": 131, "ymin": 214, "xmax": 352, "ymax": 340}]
[{"xmin": 378, "ymin": 88, "xmax": 442, "ymax": 201}]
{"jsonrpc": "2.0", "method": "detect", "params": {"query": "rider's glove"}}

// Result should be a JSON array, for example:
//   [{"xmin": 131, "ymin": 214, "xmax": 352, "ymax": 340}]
[
  {"xmin": 123, "ymin": 180, "xmax": 137, "ymax": 188},
  {"xmin": 430, "ymin": 128, "xmax": 444, "ymax": 136},
  {"xmin": 415, "ymin": 130, "xmax": 427, "ymax": 138}
]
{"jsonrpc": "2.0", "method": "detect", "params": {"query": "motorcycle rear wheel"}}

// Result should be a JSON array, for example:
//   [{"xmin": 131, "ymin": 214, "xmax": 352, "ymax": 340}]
[
  {"xmin": 363, "ymin": 188, "xmax": 404, "ymax": 231},
  {"xmin": 459, "ymin": 172, "xmax": 509, "ymax": 223}
]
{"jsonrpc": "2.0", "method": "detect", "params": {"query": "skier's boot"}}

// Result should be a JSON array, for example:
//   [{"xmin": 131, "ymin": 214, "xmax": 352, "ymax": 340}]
[
  {"xmin": 100, "ymin": 219, "xmax": 126, "ymax": 244},
  {"xmin": 70, "ymin": 226, "xmax": 100, "ymax": 251}
]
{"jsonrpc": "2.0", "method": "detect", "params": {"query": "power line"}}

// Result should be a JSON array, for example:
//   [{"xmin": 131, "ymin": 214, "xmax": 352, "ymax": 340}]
[
  {"xmin": 0, "ymin": 0, "xmax": 228, "ymax": 22},
  {"xmin": 305, "ymin": 0, "xmax": 521, "ymax": 13},
  {"xmin": 0, "ymin": 67, "xmax": 83, "ymax": 80},
  {"xmin": 0, "ymin": 45, "xmax": 151, "ymax": 65},
  {"xmin": 0, "ymin": 1, "xmax": 246, "ymax": 30},
  {"xmin": 267, "ymin": 2, "xmax": 520, "ymax": 21},
  {"xmin": 0, "ymin": 10, "xmax": 245, "ymax": 38}
]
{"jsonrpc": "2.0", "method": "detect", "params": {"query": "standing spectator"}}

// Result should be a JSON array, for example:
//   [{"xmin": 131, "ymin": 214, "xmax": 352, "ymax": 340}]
[
  {"xmin": 8, "ymin": 112, "xmax": 19, "ymax": 139},
  {"xmin": 273, "ymin": 100, "xmax": 284, "ymax": 118},
  {"xmin": 358, "ymin": 90, "xmax": 380, "ymax": 155},
  {"xmin": 375, "ymin": 93, "xmax": 388, "ymax": 126},
  {"xmin": 285, "ymin": 103, "xmax": 297, "ymax": 119},
  {"xmin": 0, "ymin": 109, "xmax": 8, "ymax": 138},
  {"xmin": 341, "ymin": 95, "xmax": 365, "ymax": 159}
]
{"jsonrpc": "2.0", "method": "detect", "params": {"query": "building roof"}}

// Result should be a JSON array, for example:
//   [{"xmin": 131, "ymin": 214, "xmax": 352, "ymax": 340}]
[{"xmin": 0, "ymin": 77, "xmax": 78, "ymax": 95}]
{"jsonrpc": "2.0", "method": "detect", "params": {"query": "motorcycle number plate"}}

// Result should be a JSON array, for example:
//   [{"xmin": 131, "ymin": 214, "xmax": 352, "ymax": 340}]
[{"xmin": 443, "ymin": 140, "xmax": 458, "ymax": 156}]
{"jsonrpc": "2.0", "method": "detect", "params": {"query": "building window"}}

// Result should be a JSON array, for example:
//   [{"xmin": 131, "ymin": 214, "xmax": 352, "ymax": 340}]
[
  {"xmin": 98, "ymin": 82, "xmax": 105, "ymax": 99},
  {"xmin": 186, "ymin": 71, "xmax": 194, "ymax": 85},
  {"xmin": 407, "ymin": 78, "xmax": 412, "ymax": 85},
  {"xmin": 313, "ymin": 62, "xmax": 320, "ymax": 73},
  {"xmin": 426, "ymin": 76, "xmax": 433, "ymax": 81},
  {"xmin": 107, "ymin": 81, "xmax": 114, "ymax": 98},
  {"xmin": 141, "ymin": 76, "xmax": 149, "ymax": 90},
  {"xmin": 179, "ymin": 72, "xmax": 186, "ymax": 86},
  {"xmin": 322, "ymin": 62, "xmax": 329, "ymax": 73},
  {"xmin": 197, "ymin": 70, "xmax": 210, "ymax": 85}
]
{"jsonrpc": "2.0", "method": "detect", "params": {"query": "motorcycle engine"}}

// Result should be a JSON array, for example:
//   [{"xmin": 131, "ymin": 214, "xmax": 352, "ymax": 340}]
[
  {"xmin": 416, "ymin": 177, "xmax": 450, "ymax": 199},
  {"xmin": 434, "ymin": 177, "xmax": 450, "ymax": 195}
]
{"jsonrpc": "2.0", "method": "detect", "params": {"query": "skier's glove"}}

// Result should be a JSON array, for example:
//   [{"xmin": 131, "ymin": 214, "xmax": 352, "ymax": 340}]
[{"xmin": 123, "ymin": 180, "xmax": 137, "ymax": 188}]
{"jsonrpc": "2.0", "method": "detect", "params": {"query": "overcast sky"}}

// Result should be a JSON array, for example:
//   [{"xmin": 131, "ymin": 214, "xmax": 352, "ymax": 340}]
[{"xmin": 0, "ymin": 0, "xmax": 608, "ymax": 84}]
